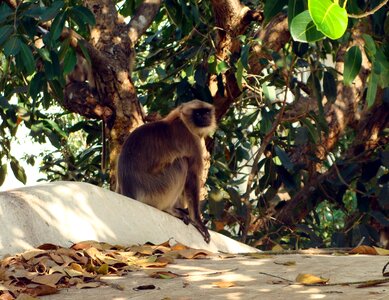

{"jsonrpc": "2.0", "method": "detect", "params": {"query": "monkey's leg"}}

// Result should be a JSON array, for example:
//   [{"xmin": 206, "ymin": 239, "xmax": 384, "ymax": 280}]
[{"xmin": 184, "ymin": 171, "xmax": 211, "ymax": 243}]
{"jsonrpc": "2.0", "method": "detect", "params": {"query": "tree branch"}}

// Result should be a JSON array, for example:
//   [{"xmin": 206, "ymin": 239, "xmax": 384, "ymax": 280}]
[
  {"xmin": 274, "ymin": 101, "xmax": 389, "ymax": 227},
  {"xmin": 127, "ymin": 0, "xmax": 162, "ymax": 46}
]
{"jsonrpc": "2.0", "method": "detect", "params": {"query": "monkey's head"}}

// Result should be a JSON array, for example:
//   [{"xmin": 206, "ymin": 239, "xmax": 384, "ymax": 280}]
[{"xmin": 180, "ymin": 100, "xmax": 217, "ymax": 137}]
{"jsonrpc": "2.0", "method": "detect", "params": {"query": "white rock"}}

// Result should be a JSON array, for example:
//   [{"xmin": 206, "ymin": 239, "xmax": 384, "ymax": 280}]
[{"xmin": 0, "ymin": 181, "xmax": 257, "ymax": 256}]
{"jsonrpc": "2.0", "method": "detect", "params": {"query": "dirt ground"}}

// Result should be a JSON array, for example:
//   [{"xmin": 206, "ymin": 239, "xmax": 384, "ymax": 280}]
[{"xmin": 41, "ymin": 253, "xmax": 389, "ymax": 300}]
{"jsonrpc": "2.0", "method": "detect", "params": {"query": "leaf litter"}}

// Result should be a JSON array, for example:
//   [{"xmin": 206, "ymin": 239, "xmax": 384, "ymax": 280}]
[{"xmin": 0, "ymin": 240, "xmax": 213, "ymax": 299}]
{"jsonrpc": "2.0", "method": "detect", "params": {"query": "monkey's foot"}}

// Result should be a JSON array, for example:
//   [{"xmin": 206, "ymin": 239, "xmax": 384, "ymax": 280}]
[
  {"xmin": 174, "ymin": 208, "xmax": 190, "ymax": 225},
  {"xmin": 192, "ymin": 222, "xmax": 211, "ymax": 244}
]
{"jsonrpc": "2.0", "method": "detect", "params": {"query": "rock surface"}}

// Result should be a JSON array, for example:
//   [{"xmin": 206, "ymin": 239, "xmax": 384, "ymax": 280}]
[{"xmin": 0, "ymin": 181, "xmax": 257, "ymax": 256}]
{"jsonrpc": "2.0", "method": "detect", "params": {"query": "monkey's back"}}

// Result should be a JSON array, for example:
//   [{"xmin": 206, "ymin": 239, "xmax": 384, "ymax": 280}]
[{"xmin": 116, "ymin": 119, "xmax": 200, "ymax": 209}]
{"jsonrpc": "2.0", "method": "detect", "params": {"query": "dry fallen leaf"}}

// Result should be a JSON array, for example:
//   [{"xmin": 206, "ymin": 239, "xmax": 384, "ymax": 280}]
[
  {"xmin": 133, "ymin": 284, "xmax": 157, "ymax": 291},
  {"xmin": 170, "ymin": 243, "xmax": 189, "ymax": 251},
  {"xmin": 21, "ymin": 250, "xmax": 47, "ymax": 261},
  {"xmin": 212, "ymin": 281, "xmax": 236, "ymax": 288},
  {"xmin": 373, "ymin": 247, "xmax": 389, "ymax": 256},
  {"xmin": 31, "ymin": 273, "xmax": 64, "ymax": 288},
  {"xmin": 295, "ymin": 273, "xmax": 329, "ymax": 285},
  {"xmin": 76, "ymin": 282, "xmax": 101, "ymax": 289},
  {"xmin": 274, "ymin": 261, "xmax": 296, "ymax": 266},
  {"xmin": 0, "ymin": 240, "xmax": 212, "ymax": 299},
  {"xmin": 23, "ymin": 285, "xmax": 58, "ymax": 297},
  {"xmin": 349, "ymin": 245, "xmax": 377, "ymax": 255},
  {"xmin": 148, "ymin": 271, "xmax": 183, "ymax": 279},
  {"xmin": 271, "ymin": 244, "xmax": 284, "ymax": 252}
]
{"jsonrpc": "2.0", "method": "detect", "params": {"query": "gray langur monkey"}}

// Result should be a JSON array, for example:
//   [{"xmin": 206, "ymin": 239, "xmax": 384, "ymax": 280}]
[{"xmin": 116, "ymin": 100, "xmax": 217, "ymax": 243}]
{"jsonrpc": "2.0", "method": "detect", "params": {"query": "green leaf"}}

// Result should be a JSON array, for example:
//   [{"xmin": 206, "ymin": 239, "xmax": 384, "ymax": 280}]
[
  {"xmin": 0, "ymin": 24, "xmax": 13, "ymax": 46},
  {"xmin": 44, "ymin": 119, "xmax": 67, "ymax": 138},
  {"xmin": 323, "ymin": 71, "xmax": 336, "ymax": 102},
  {"xmin": 63, "ymin": 47, "xmax": 77, "ymax": 75},
  {"xmin": 3, "ymin": 36, "xmax": 21, "ymax": 56},
  {"xmin": 366, "ymin": 63, "xmax": 379, "ymax": 108},
  {"xmin": 308, "ymin": 0, "xmax": 348, "ymax": 40},
  {"xmin": 275, "ymin": 146, "xmax": 294, "ymax": 172},
  {"xmin": 216, "ymin": 61, "xmax": 229, "ymax": 75},
  {"xmin": 70, "ymin": 6, "xmax": 96, "ymax": 26},
  {"xmin": 362, "ymin": 34, "xmax": 376, "ymax": 58},
  {"xmin": 0, "ymin": 164, "xmax": 6, "ymax": 186},
  {"xmin": 288, "ymin": 0, "xmax": 305, "ymax": 28},
  {"xmin": 236, "ymin": 59, "xmax": 244, "ymax": 91},
  {"xmin": 240, "ymin": 44, "xmax": 250, "ymax": 69},
  {"xmin": 301, "ymin": 118, "xmax": 319, "ymax": 143},
  {"xmin": 10, "ymin": 159, "xmax": 27, "ymax": 185},
  {"xmin": 290, "ymin": 10, "xmax": 324, "ymax": 42},
  {"xmin": 40, "ymin": 0, "xmax": 64, "ymax": 21},
  {"xmin": 37, "ymin": 48, "xmax": 51, "ymax": 62},
  {"xmin": 19, "ymin": 43, "xmax": 35, "ymax": 75},
  {"xmin": 29, "ymin": 72, "xmax": 46, "ymax": 100},
  {"xmin": 51, "ymin": 11, "xmax": 67, "ymax": 41},
  {"xmin": 0, "ymin": 3, "xmax": 13, "ymax": 24},
  {"xmin": 264, "ymin": 0, "xmax": 288, "ymax": 23},
  {"xmin": 343, "ymin": 46, "xmax": 362, "ymax": 86},
  {"xmin": 72, "ymin": 6, "xmax": 96, "ymax": 26}
]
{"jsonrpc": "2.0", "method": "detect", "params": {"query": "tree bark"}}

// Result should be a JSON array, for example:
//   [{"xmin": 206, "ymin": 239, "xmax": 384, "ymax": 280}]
[{"xmin": 60, "ymin": 0, "xmax": 161, "ymax": 189}]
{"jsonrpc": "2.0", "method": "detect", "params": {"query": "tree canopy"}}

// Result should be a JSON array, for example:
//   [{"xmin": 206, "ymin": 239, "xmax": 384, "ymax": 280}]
[{"xmin": 0, "ymin": 0, "xmax": 388, "ymax": 249}]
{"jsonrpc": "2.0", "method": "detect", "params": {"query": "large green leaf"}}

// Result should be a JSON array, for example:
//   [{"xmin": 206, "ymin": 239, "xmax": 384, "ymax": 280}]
[
  {"xmin": 264, "ymin": 0, "xmax": 288, "ymax": 23},
  {"xmin": 0, "ymin": 164, "xmax": 6, "ymax": 186},
  {"xmin": 288, "ymin": 0, "xmax": 305, "ymax": 28},
  {"xmin": 343, "ymin": 46, "xmax": 362, "ymax": 86},
  {"xmin": 290, "ymin": 10, "xmax": 324, "ymax": 42},
  {"xmin": 70, "ymin": 6, "xmax": 95, "ymax": 25},
  {"xmin": 19, "ymin": 43, "xmax": 35, "ymax": 75},
  {"xmin": 323, "ymin": 71, "xmax": 337, "ymax": 102},
  {"xmin": 3, "ymin": 36, "xmax": 21, "ymax": 56},
  {"xmin": 40, "ymin": 0, "xmax": 64, "ymax": 21},
  {"xmin": 308, "ymin": 0, "xmax": 348, "ymax": 40},
  {"xmin": 10, "ymin": 159, "xmax": 27, "ymax": 185},
  {"xmin": 0, "ymin": 25, "xmax": 13, "ymax": 46},
  {"xmin": 0, "ymin": 3, "xmax": 13, "ymax": 24},
  {"xmin": 51, "ymin": 11, "xmax": 67, "ymax": 41},
  {"xmin": 63, "ymin": 47, "xmax": 77, "ymax": 75}
]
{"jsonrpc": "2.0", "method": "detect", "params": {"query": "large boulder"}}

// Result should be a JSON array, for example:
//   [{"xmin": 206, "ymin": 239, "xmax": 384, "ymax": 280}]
[{"xmin": 0, "ymin": 182, "xmax": 257, "ymax": 256}]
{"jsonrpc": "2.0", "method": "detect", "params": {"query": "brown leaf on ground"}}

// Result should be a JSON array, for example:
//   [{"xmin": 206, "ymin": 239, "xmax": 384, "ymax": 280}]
[
  {"xmin": 295, "ymin": 273, "xmax": 329, "ymax": 285},
  {"xmin": 349, "ymin": 246, "xmax": 378, "ymax": 255},
  {"xmin": 23, "ymin": 284, "xmax": 58, "ymax": 297},
  {"xmin": 133, "ymin": 284, "xmax": 157, "ymax": 291},
  {"xmin": 148, "ymin": 271, "xmax": 184, "ymax": 279},
  {"xmin": 274, "ymin": 261, "xmax": 296, "ymax": 266},
  {"xmin": 20, "ymin": 250, "xmax": 47, "ymax": 261},
  {"xmin": 373, "ymin": 247, "xmax": 389, "ymax": 256},
  {"xmin": 170, "ymin": 243, "xmax": 190, "ymax": 251},
  {"xmin": 37, "ymin": 244, "xmax": 59, "ymax": 251},
  {"xmin": 0, "ymin": 240, "xmax": 209, "ymax": 298},
  {"xmin": 212, "ymin": 281, "xmax": 236, "ymax": 288},
  {"xmin": 31, "ymin": 274, "xmax": 64, "ymax": 287}
]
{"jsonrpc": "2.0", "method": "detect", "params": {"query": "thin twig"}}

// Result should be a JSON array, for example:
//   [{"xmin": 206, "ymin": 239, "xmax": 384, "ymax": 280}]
[{"xmin": 348, "ymin": 0, "xmax": 388, "ymax": 18}]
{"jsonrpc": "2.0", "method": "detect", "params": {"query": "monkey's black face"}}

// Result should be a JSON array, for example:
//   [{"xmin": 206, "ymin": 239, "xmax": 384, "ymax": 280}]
[{"xmin": 192, "ymin": 108, "xmax": 213, "ymax": 127}]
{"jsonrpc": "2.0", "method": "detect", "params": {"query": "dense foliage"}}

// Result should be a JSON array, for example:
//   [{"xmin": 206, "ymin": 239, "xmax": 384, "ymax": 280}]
[{"xmin": 0, "ymin": 0, "xmax": 388, "ymax": 250}]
